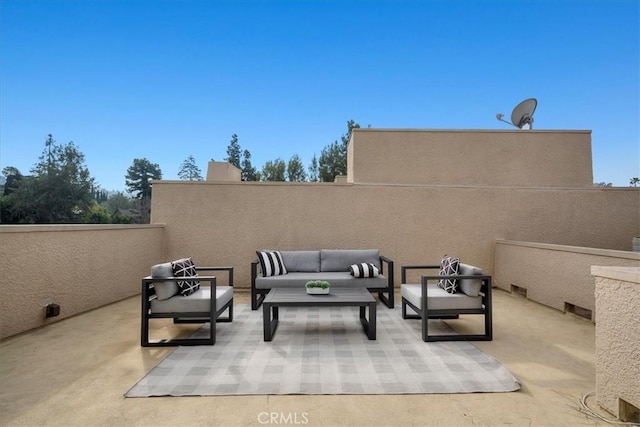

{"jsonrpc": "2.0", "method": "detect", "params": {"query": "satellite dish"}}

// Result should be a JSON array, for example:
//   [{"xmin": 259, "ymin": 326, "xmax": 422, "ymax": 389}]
[{"xmin": 496, "ymin": 98, "xmax": 537, "ymax": 129}]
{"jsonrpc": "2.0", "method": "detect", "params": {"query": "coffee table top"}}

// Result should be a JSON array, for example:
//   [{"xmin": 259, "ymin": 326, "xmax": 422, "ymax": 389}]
[{"xmin": 264, "ymin": 287, "xmax": 375, "ymax": 305}]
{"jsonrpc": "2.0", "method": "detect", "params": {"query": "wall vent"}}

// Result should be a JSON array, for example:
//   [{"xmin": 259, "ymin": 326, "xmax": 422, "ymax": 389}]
[
  {"xmin": 619, "ymin": 398, "xmax": 639, "ymax": 423},
  {"xmin": 564, "ymin": 302, "xmax": 592, "ymax": 321},
  {"xmin": 510, "ymin": 284, "xmax": 527, "ymax": 298}
]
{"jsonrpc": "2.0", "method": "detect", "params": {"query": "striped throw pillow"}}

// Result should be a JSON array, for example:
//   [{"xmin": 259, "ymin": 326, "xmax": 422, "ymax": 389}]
[
  {"xmin": 349, "ymin": 262, "xmax": 379, "ymax": 278},
  {"xmin": 256, "ymin": 251, "xmax": 288, "ymax": 277}
]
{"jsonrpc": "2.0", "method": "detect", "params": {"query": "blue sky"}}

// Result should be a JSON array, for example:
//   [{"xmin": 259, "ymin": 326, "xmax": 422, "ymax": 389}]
[{"xmin": 1, "ymin": 0, "xmax": 638, "ymax": 191}]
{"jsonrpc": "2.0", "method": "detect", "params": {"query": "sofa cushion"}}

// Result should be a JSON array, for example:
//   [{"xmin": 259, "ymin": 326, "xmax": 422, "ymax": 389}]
[
  {"xmin": 349, "ymin": 262, "xmax": 379, "ymax": 278},
  {"xmin": 280, "ymin": 250, "xmax": 320, "ymax": 272},
  {"xmin": 150, "ymin": 262, "xmax": 179, "ymax": 300},
  {"xmin": 257, "ymin": 250, "xmax": 288, "ymax": 276},
  {"xmin": 150, "ymin": 286, "xmax": 233, "ymax": 314},
  {"xmin": 171, "ymin": 257, "xmax": 200, "ymax": 296},
  {"xmin": 458, "ymin": 263, "xmax": 483, "ymax": 297},
  {"xmin": 320, "ymin": 249, "xmax": 380, "ymax": 272},
  {"xmin": 437, "ymin": 255, "xmax": 460, "ymax": 294},
  {"xmin": 401, "ymin": 284, "xmax": 482, "ymax": 311},
  {"xmin": 255, "ymin": 272, "xmax": 388, "ymax": 289}
]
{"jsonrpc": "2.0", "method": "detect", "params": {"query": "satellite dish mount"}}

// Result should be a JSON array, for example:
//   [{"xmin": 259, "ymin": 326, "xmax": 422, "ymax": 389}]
[{"xmin": 496, "ymin": 98, "xmax": 537, "ymax": 129}]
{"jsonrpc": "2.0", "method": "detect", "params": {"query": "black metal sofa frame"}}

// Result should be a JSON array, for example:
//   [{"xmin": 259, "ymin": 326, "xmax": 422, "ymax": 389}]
[{"xmin": 251, "ymin": 255, "xmax": 394, "ymax": 310}]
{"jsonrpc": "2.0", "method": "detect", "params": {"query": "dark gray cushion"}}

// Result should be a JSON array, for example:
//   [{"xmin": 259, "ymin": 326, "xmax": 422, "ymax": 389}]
[
  {"xmin": 150, "ymin": 262, "xmax": 178, "ymax": 301},
  {"xmin": 320, "ymin": 249, "xmax": 380, "ymax": 272},
  {"xmin": 280, "ymin": 251, "xmax": 321, "ymax": 272},
  {"xmin": 458, "ymin": 263, "xmax": 483, "ymax": 297}
]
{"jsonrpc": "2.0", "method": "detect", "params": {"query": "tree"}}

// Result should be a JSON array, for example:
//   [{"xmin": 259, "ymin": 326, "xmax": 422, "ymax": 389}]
[
  {"xmin": 178, "ymin": 155, "xmax": 203, "ymax": 181},
  {"xmin": 287, "ymin": 154, "xmax": 307, "ymax": 182},
  {"xmin": 261, "ymin": 158, "xmax": 286, "ymax": 181},
  {"xmin": 1, "ymin": 135, "xmax": 95, "ymax": 223},
  {"xmin": 630, "ymin": 177, "xmax": 639, "ymax": 187},
  {"xmin": 318, "ymin": 120, "xmax": 360, "ymax": 182},
  {"xmin": 241, "ymin": 149, "xmax": 259, "ymax": 181},
  {"xmin": 307, "ymin": 155, "xmax": 319, "ymax": 182},
  {"xmin": 125, "ymin": 158, "xmax": 162, "ymax": 223},
  {"xmin": 225, "ymin": 134, "xmax": 241, "ymax": 168},
  {"xmin": 594, "ymin": 182, "xmax": 612, "ymax": 187}
]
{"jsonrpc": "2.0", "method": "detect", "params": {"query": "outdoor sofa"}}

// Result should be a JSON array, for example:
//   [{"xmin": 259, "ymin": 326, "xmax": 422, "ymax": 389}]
[{"xmin": 251, "ymin": 249, "xmax": 394, "ymax": 310}]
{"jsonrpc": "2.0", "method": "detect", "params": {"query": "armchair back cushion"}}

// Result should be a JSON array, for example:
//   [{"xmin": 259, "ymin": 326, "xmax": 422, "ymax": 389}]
[
  {"xmin": 150, "ymin": 262, "xmax": 179, "ymax": 300},
  {"xmin": 320, "ymin": 249, "xmax": 380, "ymax": 272},
  {"xmin": 458, "ymin": 263, "xmax": 484, "ymax": 297}
]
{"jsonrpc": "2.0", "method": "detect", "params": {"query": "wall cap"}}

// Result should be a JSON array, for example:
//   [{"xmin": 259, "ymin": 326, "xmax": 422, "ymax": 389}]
[{"xmin": 591, "ymin": 266, "xmax": 640, "ymax": 284}]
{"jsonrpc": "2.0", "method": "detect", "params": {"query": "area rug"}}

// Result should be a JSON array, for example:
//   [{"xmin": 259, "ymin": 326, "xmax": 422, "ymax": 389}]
[{"xmin": 126, "ymin": 304, "xmax": 520, "ymax": 397}]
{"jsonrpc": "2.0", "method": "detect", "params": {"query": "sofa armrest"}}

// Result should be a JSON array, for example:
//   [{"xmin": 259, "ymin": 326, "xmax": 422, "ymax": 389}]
[
  {"xmin": 401, "ymin": 265, "xmax": 440, "ymax": 283},
  {"xmin": 196, "ymin": 266, "xmax": 234, "ymax": 287},
  {"xmin": 379, "ymin": 255, "xmax": 394, "ymax": 285}
]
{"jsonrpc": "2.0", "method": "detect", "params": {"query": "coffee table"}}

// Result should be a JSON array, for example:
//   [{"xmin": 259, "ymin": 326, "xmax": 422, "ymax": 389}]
[{"xmin": 263, "ymin": 287, "xmax": 377, "ymax": 341}]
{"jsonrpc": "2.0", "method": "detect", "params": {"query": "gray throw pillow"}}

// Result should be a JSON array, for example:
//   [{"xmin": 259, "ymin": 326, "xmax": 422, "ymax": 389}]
[{"xmin": 150, "ymin": 262, "xmax": 178, "ymax": 300}]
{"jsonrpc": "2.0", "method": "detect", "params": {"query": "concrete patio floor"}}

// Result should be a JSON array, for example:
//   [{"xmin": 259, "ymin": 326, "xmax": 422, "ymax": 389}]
[{"xmin": 1, "ymin": 288, "xmax": 613, "ymax": 426}]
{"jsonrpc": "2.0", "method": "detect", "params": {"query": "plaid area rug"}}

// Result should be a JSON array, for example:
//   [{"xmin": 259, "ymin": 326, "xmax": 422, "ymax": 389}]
[{"xmin": 126, "ymin": 304, "xmax": 520, "ymax": 397}]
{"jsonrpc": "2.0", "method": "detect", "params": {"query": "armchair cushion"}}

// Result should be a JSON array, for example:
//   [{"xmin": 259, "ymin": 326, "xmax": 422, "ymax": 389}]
[
  {"xmin": 171, "ymin": 257, "xmax": 200, "ymax": 296},
  {"xmin": 437, "ymin": 255, "xmax": 460, "ymax": 294},
  {"xmin": 458, "ymin": 263, "xmax": 484, "ymax": 297},
  {"xmin": 257, "ymin": 250, "xmax": 288, "ymax": 276},
  {"xmin": 401, "ymin": 284, "xmax": 483, "ymax": 310},
  {"xmin": 150, "ymin": 262, "xmax": 179, "ymax": 300},
  {"xmin": 150, "ymin": 286, "xmax": 233, "ymax": 314},
  {"xmin": 349, "ymin": 262, "xmax": 380, "ymax": 278}
]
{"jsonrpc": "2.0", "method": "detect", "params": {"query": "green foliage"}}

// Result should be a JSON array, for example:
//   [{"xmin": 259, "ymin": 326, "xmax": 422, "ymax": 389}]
[
  {"xmin": 307, "ymin": 155, "xmax": 319, "ymax": 182},
  {"xmin": 125, "ymin": 158, "xmax": 162, "ymax": 199},
  {"xmin": 225, "ymin": 134, "xmax": 241, "ymax": 168},
  {"xmin": 305, "ymin": 280, "xmax": 330, "ymax": 289},
  {"xmin": 630, "ymin": 177, "xmax": 639, "ymax": 187},
  {"xmin": 79, "ymin": 203, "xmax": 113, "ymax": 224},
  {"xmin": 1, "ymin": 135, "xmax": 95, "ymax": 223},
  {"xmin": 318, "ymin": 120, "xmax": 360, "ymax": 182},
  {"xmin": 178, "ymin": 155, "xmax": 203, "ymax": 181},
  {"xmin": 125, "ymin": 158, "xmax": 161, "ymax": 224},
  {"xmin": 286, "ymin": 154, "xmax": 307, "ymax": 182},
  {"xmin": 261, "ymin": 158, "xmax": 286, "ymax": 181},
  {"xmin": 241, "ymin": 149, "xmax": 259, "ymax": 181}
]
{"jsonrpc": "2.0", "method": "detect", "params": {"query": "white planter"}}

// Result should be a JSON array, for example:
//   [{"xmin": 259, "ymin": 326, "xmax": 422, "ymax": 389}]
[{"xmin": 306, "ymin": 287, "xmax": 330, "ymax": 295}]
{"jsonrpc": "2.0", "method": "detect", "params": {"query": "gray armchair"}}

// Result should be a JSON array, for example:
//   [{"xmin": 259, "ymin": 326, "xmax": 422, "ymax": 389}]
[
  {"xmin": 141, "ymin": 260, "xmax": 233, "ymax": 347},
  {"xmin": 401, "ymin": 263, "xmax": 492, "ymax": 342}
]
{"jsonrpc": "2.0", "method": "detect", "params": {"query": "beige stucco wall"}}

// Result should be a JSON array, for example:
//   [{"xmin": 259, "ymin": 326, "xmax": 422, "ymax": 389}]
[
  {"xmin": 592, "ymin": 266, "xmax": 640, "ymax": 419},
  {"xmin": 206, "ymin": 161, "xmax": 241, "ymax": 181},
  {"xmin": 347, "ymin": 129, "xmax": 593, "ymax": 187},
  {"xmin": 0, "ymin": 224, "xmax": 165, "ymax": 339},
  {"xmin": 151, "ymin": 181, "xmax": 638, "ymax": 291},
  {"xmin": 494, "ymin": 241, "xmax": 640, "ymax": 320}
]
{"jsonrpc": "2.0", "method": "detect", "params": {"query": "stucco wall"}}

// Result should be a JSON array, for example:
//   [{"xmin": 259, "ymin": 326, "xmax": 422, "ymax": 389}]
[
  {"xmin": 0, "ymin": 224, "xmax": 165, "ymax": 339},
  {"xmin": 592, "ymin": 266, "xmax": 640, "ymax": 419},
  {"xmin": 151, "ymin": 181, "xmax": 638, "ymax": 291},
  {"xmin": 347, "ymin": 129, "xmax": 593, "ymax": 187},
  {"xmin": 494, "ymin": 241, "xmax": 640, "ymax": 320}
]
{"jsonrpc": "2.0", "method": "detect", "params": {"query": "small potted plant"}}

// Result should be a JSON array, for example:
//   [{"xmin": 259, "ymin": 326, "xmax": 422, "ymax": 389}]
[{"xmin": 305, "ymin": 280, "xmax": 330, "ymax": 295}]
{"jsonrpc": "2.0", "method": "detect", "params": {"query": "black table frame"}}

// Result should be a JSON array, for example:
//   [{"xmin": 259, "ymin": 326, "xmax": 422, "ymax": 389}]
[{"xmin": 263, "ymin": 288, "xmax": 377, "ymax": 341}]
